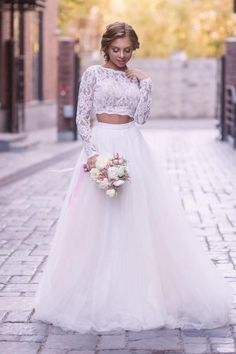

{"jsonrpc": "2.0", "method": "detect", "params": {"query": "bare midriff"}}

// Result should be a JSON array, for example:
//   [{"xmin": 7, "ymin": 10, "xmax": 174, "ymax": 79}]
[{"xmin": 96, "ymin": 113, "xmax": 134, "ymax": 124}]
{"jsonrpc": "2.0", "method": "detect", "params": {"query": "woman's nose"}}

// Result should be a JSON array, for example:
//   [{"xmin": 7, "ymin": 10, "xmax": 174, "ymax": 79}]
[{"xmin": 119, "ymin": 51, "xmax": 124, "ymax": 58}]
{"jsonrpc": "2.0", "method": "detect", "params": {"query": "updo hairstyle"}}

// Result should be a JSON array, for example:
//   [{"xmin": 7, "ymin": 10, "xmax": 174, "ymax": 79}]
[{"xmin": 101, "ymin": 22, "xmax": 140, "ymax": 62}]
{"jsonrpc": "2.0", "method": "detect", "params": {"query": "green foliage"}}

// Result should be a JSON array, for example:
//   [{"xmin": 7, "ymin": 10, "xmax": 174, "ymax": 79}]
[
  {"xmin": 58, "ymin": 0, "xmax": 236, "ymax": 57},
  {"xmin": 58, "ymin": 0, "xmax": 103, "ymax": 35}
]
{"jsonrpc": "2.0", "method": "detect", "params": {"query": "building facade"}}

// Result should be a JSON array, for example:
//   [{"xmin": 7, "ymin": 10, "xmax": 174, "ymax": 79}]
[{"xmin": 0, "ymin": 0, "xmax": 59, "ymax": 133}]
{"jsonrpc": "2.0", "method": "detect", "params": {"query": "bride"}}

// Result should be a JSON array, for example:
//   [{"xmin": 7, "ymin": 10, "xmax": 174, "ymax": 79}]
[{"xmin": 33, "ymin": 22, "xmax": 233, "ymax": 333}]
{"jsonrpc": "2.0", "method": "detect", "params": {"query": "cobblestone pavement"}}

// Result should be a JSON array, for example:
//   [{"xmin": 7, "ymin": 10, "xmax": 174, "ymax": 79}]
[
  {"xmin": 0, "ymin": 121, "xmax": 236, "ymax": 354},
  {"xmin": 0, "ymin": 127, "xmax": 80, "ymax": 187}
]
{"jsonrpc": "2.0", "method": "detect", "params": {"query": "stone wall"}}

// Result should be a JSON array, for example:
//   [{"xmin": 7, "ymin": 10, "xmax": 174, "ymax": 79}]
[
  {"xmin": 131, "ymin": 58, "xmax": 218, "ymax": 119},
  {"xmin": 25, "ymin": 101, "xmax": 57, "ymax": 131}
]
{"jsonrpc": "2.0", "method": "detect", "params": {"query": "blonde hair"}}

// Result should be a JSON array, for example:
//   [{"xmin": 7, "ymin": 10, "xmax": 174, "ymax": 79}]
[{"xmin": 101, "ymin": 22, "xmax": 140, "ymax": 62}]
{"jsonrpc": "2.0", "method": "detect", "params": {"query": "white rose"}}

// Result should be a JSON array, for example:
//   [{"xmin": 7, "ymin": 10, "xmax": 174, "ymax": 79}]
[
  {"xmin": 117, "ymin": 166, "xmax": 125, "ymax": 177},
  {"xmin": 89, "ymin": 168, "xmax": 100, "ymax": 181},
  {"xmin": 95, "ymin": 154, "xmax": 112, "ymax": 170},
  {"xmin": 106, "ymin": 188, "xmax": 117, "ymax": 198},
  {"xmin": 97, "ymin": 178, "xmax": 109, "ymax": 190},
  {"xmin": 113, "ymin": 180, "xmax": 125, "ymax": 187},
  {"xmin": 107, "ymin": 166, "xmax": 119, "ymax": 180}
]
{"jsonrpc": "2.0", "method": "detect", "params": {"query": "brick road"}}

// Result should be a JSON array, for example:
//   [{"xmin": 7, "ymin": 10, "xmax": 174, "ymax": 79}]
[{"xmin": 0, "ymin": 121, "xmax": 236, "ymax": 354}]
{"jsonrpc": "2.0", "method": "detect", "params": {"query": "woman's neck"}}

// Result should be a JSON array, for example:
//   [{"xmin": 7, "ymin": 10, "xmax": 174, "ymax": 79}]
[{"xmin": 103, "ymin": 61, "xmax": 128, "ymax": 72}]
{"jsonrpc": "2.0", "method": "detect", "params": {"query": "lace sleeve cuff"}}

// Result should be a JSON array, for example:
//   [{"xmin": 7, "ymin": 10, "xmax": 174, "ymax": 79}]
[{"xmin": 133, "ymin": 77, "xmax": 152, "ymax": 124}]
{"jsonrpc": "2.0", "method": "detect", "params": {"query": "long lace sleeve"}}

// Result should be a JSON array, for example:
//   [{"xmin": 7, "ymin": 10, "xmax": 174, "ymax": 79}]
[
  {"xmin": 76, "ymin": 67, "xmax": 99, "ymax": 158},
  {"xmin": 133, "ymin": 77, "xmax": 152, "ymax": 124}
]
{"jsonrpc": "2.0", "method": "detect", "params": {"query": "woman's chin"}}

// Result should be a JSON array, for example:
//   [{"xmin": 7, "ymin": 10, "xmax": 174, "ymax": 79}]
[{"xmin": 115, "ymin": 61, "xmax": 127, "ymax": 68}]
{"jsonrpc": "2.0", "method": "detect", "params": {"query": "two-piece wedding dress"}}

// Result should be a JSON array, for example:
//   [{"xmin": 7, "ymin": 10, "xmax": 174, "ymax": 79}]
[{"xmin": 33, "ymin": 64, "xmax": 233, "ymax": 333}]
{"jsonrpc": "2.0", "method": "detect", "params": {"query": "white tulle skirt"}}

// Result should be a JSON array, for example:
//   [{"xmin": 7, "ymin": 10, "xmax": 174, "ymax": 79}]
[{"xmin": 33, "ymin": 121, "xmax": 233, "ymax": 333}]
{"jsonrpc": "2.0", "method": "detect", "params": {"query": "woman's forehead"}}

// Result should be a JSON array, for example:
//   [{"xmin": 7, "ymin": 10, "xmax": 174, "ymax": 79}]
[{"xmin": 110, "ymin": 37, "xmax": 132, "ymax": 48}]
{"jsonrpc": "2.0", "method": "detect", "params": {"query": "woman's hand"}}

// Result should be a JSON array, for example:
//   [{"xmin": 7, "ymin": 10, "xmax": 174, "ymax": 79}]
[
  {"xmin": 85, "ymin": 154, "xmax": 99, "ymax": 171},
  {"xmin": 125, "ymin": 69, "xmax": 149, "ymax": 81}
]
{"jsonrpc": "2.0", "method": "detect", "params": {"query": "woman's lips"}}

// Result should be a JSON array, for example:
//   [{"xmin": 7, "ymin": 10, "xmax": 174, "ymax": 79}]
[{"xmin": 117, "ymin": 60, "xmax": 126, "ymax": 64}]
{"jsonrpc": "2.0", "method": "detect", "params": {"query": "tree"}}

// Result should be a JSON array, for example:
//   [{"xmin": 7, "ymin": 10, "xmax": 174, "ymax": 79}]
[
  {"xmin": 58, "ymin": 0, "xmax": 108, "ymax": 36},
  {"xmin": 58, "ymin": 0, "xmax": 236, "ymax": 58}
]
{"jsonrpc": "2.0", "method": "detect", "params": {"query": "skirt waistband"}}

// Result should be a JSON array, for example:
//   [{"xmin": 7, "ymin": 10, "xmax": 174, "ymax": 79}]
[{"xmin": 93, "ymin": 120, "xmax": 136, "ymax": 130}]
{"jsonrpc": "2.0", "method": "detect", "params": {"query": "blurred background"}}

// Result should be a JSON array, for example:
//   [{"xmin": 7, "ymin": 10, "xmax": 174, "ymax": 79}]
[
  {"xmin": 2, "ymin": 4, "xmax": 236, "ymax": 350},
  {"xmin": 0, "ymin": 0, "xmax": 236, "ymax": 154}
]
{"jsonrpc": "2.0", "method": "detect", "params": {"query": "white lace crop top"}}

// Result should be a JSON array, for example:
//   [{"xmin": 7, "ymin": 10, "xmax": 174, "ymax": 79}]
[{"xmin": 76, "ymin": 64, "xmax": 152, "ymax": 157}]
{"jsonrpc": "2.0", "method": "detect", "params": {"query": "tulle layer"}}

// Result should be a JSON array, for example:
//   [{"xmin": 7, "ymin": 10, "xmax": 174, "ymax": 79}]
[{"xmin": 33, "ymin": 121, "xmax": 233, "ymax": 333}]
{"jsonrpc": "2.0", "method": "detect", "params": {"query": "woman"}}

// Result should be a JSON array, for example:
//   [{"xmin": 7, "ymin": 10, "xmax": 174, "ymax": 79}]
[{"xmin": 33, "ymin": 22, "xmax": 233, "ymax": 333}]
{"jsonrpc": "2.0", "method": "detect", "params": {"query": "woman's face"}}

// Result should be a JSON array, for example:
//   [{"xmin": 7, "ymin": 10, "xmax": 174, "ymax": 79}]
[{"xmin": 107, "ymin": 37, "xmax": 133, "ymax": 68}]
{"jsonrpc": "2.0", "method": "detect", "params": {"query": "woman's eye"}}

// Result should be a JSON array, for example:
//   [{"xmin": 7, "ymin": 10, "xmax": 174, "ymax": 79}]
[{"xmin": 111, "ymin": 48, "xmax": 131, "ymax": 53}]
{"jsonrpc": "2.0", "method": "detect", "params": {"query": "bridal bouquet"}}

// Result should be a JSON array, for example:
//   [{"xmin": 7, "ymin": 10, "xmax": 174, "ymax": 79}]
[{"xmin": 84, "ymin": 153, "xmax": 129, "ymax": 198}]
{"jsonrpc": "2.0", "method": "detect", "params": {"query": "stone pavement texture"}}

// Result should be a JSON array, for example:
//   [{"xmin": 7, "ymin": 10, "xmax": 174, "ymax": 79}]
[
  {"xmin": 0, "ymin": 127, "xmax": 80, "ymax": 188},
  {"xmin": 0, "ymin": 119, "xmax": 236, "ymax": 354}
]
